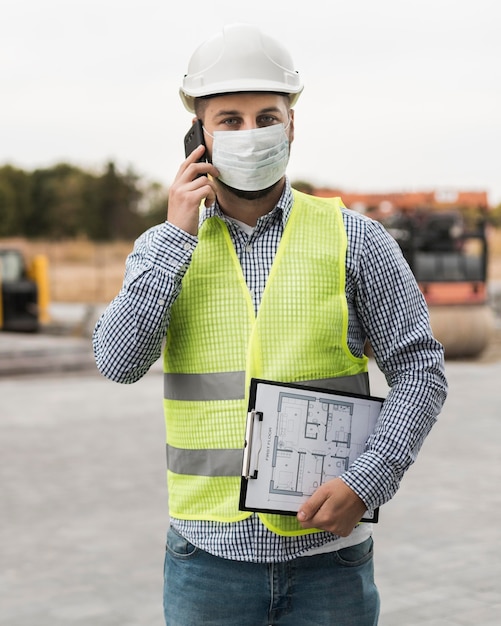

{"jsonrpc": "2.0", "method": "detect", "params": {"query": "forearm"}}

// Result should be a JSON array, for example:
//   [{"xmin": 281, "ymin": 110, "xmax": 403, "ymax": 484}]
[
  {"xmin": 341, "ymin": 215, "xmax": 448, "ymax": 509},
  {"xmin": 342, "ymin": 351, "xmax": 447, "ymax": 509},
  {"xmin": 93, "ymin": 222, "xmax": 197, "ymax": 383}
]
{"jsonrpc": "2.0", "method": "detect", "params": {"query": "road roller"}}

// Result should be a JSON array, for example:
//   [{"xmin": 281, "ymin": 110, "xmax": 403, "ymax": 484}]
[{"xmin": 381, "ymin": 209, "xmax": 495, "ymax": 359}]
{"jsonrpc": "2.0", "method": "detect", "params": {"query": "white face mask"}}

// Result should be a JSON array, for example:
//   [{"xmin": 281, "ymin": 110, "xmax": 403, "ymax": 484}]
[{"xmin": 205, "ymin": 122, "xmax": 290, "ymax": 192}]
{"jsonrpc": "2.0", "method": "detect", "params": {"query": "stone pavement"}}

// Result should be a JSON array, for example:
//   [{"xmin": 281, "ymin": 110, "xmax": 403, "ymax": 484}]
[
  {"xmin": 1, "ymin": 312, "xmax": 501, "ymax": 625},
  {"xmin": 0, "ymin": 303, "xmax": 102, "ymax": 377},
  {"xmin": 369, "ymin": 360, "xmax": 501, "ymax": 625}
]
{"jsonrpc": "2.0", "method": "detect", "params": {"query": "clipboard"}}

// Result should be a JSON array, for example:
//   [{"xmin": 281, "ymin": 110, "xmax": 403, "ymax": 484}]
[{"xmin": 239, "ymin": 378, "xmax": 384, "ymax": 523}]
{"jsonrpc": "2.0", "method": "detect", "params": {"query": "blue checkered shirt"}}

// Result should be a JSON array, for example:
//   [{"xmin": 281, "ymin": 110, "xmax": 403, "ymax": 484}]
[{"xmin": 93, "ymin": 179, "xmax": 447, "ymax": 563}]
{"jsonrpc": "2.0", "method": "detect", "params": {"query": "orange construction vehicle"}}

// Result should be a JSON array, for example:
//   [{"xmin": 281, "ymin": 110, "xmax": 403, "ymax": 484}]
[{"xmin": 381, "ymin": 208, "xmax": 494, "ymax": 358}]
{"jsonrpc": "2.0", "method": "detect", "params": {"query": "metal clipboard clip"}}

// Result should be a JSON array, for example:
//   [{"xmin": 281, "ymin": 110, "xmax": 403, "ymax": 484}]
[{"xmin": 242, "ymin": 409, "xmax": 263, "ymax": 479}]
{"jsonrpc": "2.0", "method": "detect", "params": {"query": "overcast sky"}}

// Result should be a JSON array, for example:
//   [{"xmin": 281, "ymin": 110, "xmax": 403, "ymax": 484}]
[{"xmin": 2, "ymin": 0, "xmax": 501, "ymax": 205}]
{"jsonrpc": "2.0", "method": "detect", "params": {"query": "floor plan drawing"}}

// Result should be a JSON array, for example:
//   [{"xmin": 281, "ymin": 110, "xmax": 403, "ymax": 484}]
[
  {"xmin": 240, "ymin": 380, "xmax": 383, "ymax": 520},
  {"xmin": 267, "ymin": 390, "xmax": 373, "ymax": 505}
]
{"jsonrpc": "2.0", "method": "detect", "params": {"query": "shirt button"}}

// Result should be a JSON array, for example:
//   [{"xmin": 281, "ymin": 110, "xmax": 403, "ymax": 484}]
[
  {"xmin": 245, "ymin": 243, "xmax": 253, "ymax": 253},
  {"xmin": 183, "ymin": 242, "xmax": 194, "ymax": 252}
]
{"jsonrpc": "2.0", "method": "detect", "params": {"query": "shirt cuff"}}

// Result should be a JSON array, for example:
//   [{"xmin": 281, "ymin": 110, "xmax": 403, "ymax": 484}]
[
  {"xmin": 341, "ymin": 451, "xmax": 400, "ymax": 511},
  {"xmin": 147, "ymin": 221, "xmax": 198, "ymax": 275}
]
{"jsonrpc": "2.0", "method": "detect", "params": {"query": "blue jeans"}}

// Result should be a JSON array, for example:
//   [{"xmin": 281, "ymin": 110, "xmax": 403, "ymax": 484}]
[{"xmin": 163, "ymin": 526, "xmax": 380, "ymax": 625}]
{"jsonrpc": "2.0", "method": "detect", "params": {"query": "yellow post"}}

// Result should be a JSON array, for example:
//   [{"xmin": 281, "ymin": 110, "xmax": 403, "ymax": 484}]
[{"xmin": 29, "ymin": 255, "xmax": 51, "ymax": 325}]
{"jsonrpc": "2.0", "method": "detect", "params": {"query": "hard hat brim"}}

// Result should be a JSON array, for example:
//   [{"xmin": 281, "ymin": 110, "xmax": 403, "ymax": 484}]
[{"xmin": 180, "ymin": 84, "xmax": 303, "ymax": 113}]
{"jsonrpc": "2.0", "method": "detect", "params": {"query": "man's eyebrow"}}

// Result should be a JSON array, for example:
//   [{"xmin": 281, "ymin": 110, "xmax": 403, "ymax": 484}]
[
  {"xmin": 213, "ymin": 106, "xmax": 283, "ymax": 118},
  {"xmin": 213, "ymin": 109, "xmax": 241, "ymax": 118},
  {"xmin": 257, "ymin": 106, "xmax": 283, "ymax": 114}
]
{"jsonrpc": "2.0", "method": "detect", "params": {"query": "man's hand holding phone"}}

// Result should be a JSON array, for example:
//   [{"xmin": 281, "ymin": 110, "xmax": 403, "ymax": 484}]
[{"xmin": 167, "ymin": 121, "xmax": 218, "ymax": 236}]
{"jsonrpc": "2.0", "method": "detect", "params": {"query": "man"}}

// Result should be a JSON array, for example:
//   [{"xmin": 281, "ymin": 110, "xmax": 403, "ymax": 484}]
[{"xmin": 93, "ymin": 23, "xmax": 447, "ymax": 625}]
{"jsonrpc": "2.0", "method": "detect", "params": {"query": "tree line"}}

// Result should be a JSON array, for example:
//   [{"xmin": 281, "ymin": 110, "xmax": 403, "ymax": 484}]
[
  {"xmin": 2, "ymin": 162, "xmax": 500, "ymax": 242},
  {"xmin": 0, "ymin": 162, "xmax": 169, "ymax": 241}
]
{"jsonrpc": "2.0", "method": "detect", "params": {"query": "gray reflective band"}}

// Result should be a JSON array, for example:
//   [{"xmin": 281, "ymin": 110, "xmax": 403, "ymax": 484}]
[
  {"xmin": 166, "ymin": 444, "xmax": 243, "ymax": 477},
  {"xmin": 164, "ymin": 371, "xmax": 369, "ymax": 401},
  {"xmin": 298, "ymin": 372, "xmax": 370, "ymax": 396},
  {"xmin": 164, "ymin": 371, "xmax": 246, "ymax": 401}
]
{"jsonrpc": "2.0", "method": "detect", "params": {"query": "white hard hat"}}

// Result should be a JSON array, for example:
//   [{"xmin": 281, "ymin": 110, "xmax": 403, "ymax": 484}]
[{"xmin": 179, "ymin": 23, "xmax": 303, "ymax": 113}]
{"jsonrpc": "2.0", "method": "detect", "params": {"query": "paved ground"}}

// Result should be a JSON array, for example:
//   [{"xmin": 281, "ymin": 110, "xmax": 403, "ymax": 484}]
[{"xmin": 1, "ymin": 314, "xmax": 501, "ymax": 625}]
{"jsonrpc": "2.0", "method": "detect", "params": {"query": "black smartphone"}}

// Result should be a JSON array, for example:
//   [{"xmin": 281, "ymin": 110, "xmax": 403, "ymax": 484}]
[{"xmin": 184, "ymin": 119, "xmax": 207, "ymax": 162}]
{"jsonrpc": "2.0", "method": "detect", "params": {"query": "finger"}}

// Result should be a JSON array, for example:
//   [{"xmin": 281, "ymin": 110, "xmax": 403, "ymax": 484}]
[
  {"xmin": 175, "ymin": 145, "xmax": 207, "ymax": 182},
  {"xmin": 297, "ymin": 489, "xmax": 328, "ymax": 524},
  {"xmin": 186, "ymin": 144, "xmax": 206, "ymax": 166},
  {"xmin": 204, "ymin": 187, "xmax": 216, "ymax": 207}
]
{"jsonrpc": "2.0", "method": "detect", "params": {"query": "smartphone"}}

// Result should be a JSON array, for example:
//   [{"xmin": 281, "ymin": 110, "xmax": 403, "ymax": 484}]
[{"xmin": 184, "ymin": 119, "xmax": 207, "ymax": 162}]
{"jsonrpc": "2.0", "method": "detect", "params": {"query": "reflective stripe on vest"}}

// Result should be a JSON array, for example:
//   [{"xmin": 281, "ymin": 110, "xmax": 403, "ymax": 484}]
[
  {"xmin": 164, "ymin": 371, "xmax": 369, "ymax": 403},
  {"xmin": 164, "ymin": 371, "xmax": 246, "ymax": 401},
  {"xmin": 166, "ymin": 444, "xmax": 243, "ymax": 476}
]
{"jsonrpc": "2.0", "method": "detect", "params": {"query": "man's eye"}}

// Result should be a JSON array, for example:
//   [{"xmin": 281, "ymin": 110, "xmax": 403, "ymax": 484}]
[{"xmin": 258, "ymin": 116, "xmax": 279, "ymax": 127}]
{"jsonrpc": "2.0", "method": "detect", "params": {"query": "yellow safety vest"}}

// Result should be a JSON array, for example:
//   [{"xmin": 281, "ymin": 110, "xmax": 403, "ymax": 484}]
[{"xmin": 163, "ymin": 190, "xmax": 368, "ymax": 535}]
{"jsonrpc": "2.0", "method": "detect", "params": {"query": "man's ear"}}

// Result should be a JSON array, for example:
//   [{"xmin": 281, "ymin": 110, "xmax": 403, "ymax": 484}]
[{"xmin": 288, "ymin": 109, "xmax": 295, "ymax": 144}]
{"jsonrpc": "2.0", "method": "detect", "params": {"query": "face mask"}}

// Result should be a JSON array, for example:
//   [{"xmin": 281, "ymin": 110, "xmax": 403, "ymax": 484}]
[{"xmin": 205, "ymin": 122, "xmax": 290, "ymax": 192}]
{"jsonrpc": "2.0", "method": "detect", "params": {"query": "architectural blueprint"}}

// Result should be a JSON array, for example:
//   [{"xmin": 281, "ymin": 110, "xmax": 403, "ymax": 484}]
[{"xmin": 240, "ymin": 379, "xmax": 383, "ymax": 521}]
